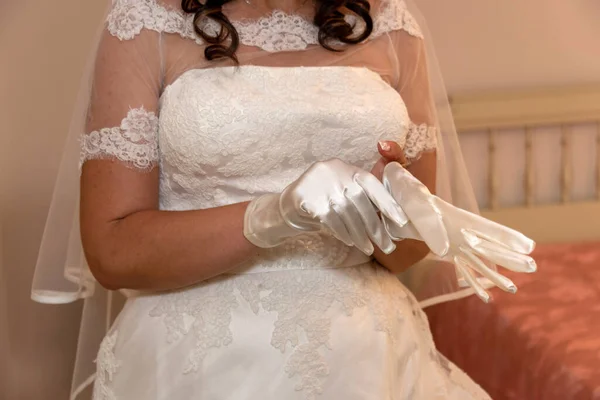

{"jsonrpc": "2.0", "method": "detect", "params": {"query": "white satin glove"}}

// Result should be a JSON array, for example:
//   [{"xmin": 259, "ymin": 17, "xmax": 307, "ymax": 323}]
[
  {"xmin": 244, "ymin": 159, "xmax": 409, "ymax": 255},
  {"xmin": 382, "ymin": 162, "xmax": 537, "ymax": 303}
]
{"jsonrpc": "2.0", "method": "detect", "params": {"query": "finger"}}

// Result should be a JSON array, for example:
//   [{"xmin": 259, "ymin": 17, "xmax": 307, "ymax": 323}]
[
  {"xmin": 382, "ymin": 162, "xmax": 433, "ymax": 198},
  {"xmin": 383, "ymin": 217, "xmax": 420, "ymax": 241},
  {"xmin": 344, "ymin": 185, "xmax": 396, "ymax": 254},
  {"xmin": 454, "ymin": 255, "xmax": 492, "ymax": 303},
  {"xmin": 295, "ymin": 201, "xmax": 324, "ymax": 230},
  {"xmin": 317, "ymin": 209, "xmax": 354, "ymax": 247},
  {"xmin": 467, "ymin": 223, "xmax": 536, "ymax": 255},
  {"xmin": 436, "ymin": 199, "xmax": 535, "ymax": 255},
  {"xmin": 329, "ymin": 197, "xmax": 375, "ymax": 255},
  {"xmin": 383, "ymin": 162, "xmax": 449, "ymax": 256},
  {"xmin": 353, "ymin": 172, "xmax": 408, "ymax": 227},
  {"xmin": 300, "ymin": 201, "xmax": 349, "ymax": 242},
  {"xmin": 378, "ymin": 140, "xmax": 407, "ymax": 166},
  {"xmin": 401, "ymin": 205, "xmax": 449, "ymax": 257},
  {"xmin": 459, "ymin": 247, "xmax": 517, "ymax": 293},
  {"xmin": 464, "ymin": 231, "xmax": 537, "ymax": 273},
  {"xmin": 370, "ymin": 158, "xmax": 387, "ymax": 182}
]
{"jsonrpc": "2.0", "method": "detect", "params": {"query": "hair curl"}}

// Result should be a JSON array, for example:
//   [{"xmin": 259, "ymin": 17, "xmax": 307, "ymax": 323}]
[{"xmin": 181, "ymin": 0, "xmax": 373, "ymax": 62}]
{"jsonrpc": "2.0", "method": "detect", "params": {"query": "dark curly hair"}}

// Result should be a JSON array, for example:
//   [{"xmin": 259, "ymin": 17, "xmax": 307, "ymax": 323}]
[{"xmin": 181, "ymin": 0, "xmax": 373, "ymax": 62}]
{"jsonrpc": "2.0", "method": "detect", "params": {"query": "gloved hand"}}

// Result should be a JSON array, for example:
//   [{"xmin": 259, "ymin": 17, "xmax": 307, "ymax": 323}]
[
  {"xmin": 244, "ymin": 158, "xmax": 409, "ymax": 255},
  {"xmin": 382, "ymin": 161, "xmax": 537, "ymax": 303}
]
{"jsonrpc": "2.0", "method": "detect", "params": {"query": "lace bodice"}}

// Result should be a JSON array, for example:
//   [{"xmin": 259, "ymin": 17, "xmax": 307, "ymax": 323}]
[{"xmin": 159, "ymin": 66, "xmax": 409, "ymax": 208}]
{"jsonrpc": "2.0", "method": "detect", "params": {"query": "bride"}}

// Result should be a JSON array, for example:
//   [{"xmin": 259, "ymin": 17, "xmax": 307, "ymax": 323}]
[{"xmin": 31, "ymin": 0, "xmax": 536, "ymax": 398}]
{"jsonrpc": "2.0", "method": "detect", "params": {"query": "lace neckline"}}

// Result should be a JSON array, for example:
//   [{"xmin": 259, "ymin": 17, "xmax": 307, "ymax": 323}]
[
  {"xmin": 107, "ymin": 0, "xmax": 423, "ymax": 52},
  {"xmin": 158, "ymin": 65, "xmax": 385, "ymax": 101}
]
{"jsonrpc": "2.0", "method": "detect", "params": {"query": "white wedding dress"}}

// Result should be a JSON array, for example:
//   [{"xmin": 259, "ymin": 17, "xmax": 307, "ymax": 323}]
[{"xmin": 71, "ymin": 0, "xmax": 493, "ymax": 398}]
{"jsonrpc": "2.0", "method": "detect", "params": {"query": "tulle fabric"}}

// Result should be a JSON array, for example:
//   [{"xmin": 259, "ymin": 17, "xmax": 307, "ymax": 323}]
[{"xmin": 30, "ymin": 0, "xmax": 490, "ymax": 396}]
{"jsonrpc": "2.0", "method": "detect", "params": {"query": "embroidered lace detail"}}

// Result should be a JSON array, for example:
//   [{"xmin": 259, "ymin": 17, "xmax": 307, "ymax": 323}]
[
  {"xmin": 80, "ymin": 107, "xmax": 159, "ymax": 170},
  {"xmin": 158, "ymin": 67, "xmax": 409, "ymax": 212},
  {"xmin": 106, "ymin": 0, "xmax": 423, "ymax": 50},
  {"xmin": 107, "ymin": 0, "xmax": 202, "ymax": 43},
  {"xmin": 235, "ymin": 11, "xmax": 319, "ymax": 52},
  {"xmin": 403, "ymin": 122, "xmax": 438, "ymax": 161},
  {"xmin": 372, "ymin": 0, "xmax": 423, "ymax": 38},
  {"xmin": 93, "ymin": 331, "xmax": 121, "ymax": 400},
  {"xmin": 149, "ymin": 264, "xmax": 418, "ymax": 400},
  {"xmin": 238, "ymin": 232, "xmax": 351, "ymax": 273}
]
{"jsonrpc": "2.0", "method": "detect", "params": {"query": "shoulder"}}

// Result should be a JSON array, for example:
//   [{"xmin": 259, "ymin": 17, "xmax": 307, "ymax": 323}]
[
  {"xmin": 106, "ymin": 0, "xmax": 187, "ymax": 41},
  {"xmin": 371, "ymin": 0, "xmax": 424, "ymax": 40}
]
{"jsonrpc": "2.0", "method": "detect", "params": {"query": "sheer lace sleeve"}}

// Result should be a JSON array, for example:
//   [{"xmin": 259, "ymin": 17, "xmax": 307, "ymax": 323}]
[
  {"xmin": 391, "ymin": 29, "xmax": 438, "ymax": 162},
  {"xmin": 81, "ymin": 19, "xmax": 162, "ymax": 171}
]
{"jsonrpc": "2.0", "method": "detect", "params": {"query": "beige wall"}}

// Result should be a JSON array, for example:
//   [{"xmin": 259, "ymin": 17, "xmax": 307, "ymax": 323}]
[
  {"xmin": 1, "ymin": 1, "xmax": 106, "ymax": 399},
  {"xmin": 0, "ymin": 0, "xmax": 596, "ymax": 398},
  {"xmin": 418, "ymin": 0, "xmax": 600, "ymax": 93}
]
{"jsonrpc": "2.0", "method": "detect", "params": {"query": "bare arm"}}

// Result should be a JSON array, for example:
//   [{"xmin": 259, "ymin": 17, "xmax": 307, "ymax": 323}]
[{"xmin": 80, "ymin": 161, "xmax": 257, "ymax": 291}]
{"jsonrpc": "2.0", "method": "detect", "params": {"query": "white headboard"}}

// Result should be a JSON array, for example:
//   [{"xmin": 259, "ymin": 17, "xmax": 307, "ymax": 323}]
[{"xmin": 450, "ymin": 85, "xmax": 600, "ymax": 243}]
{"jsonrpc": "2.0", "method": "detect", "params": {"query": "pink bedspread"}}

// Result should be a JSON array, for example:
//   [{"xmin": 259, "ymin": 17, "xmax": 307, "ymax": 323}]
[{"xmin": 425, "ymin": 242, "xmax": 600, "ymax": 400}]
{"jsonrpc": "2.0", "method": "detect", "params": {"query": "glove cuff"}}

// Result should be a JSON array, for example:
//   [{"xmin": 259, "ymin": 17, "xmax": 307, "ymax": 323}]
[{"xmin": 243, "ymin": 193, "xmax": 297, "ymax": 248}]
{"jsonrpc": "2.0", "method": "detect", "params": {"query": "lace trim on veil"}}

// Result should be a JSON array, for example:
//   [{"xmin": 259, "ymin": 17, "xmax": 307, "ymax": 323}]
[{"xmin": 106, "ymin": 0, "xmax": 423, "ymax": 51}]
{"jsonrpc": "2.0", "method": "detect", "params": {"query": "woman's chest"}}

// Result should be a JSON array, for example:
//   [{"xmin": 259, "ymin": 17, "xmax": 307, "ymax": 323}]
[{"xmin": 158, "ymin": 66, "xmax": 409, "ymax": 176}]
